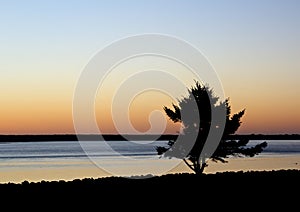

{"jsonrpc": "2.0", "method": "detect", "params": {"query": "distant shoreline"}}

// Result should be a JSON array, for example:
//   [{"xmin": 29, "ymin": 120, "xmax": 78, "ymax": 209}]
[{"xmin": 0, "ymin": 134, "xmax": 300, "ymax": 142}]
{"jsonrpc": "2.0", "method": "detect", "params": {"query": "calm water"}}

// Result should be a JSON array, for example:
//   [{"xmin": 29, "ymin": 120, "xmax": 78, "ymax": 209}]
[
  {"xmin": 249, "ymin": 140, "xmax": 300, "ymax": 156},
  {"xmin": 0, "ymin": 140, "xmax": 299, "ymax": 161},
  {"xmin": 0, "ymin": 140, "xmax": 299, "ymax": 182},
  {"xmin": 0, "ymin": 140, "xmax": 167, "ymax": 160}
]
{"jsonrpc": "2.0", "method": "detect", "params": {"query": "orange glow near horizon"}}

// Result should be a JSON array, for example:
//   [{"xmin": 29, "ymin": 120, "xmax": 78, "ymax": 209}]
[
  {"xmin": 1, "ymin": 82, "xmax": 299, "ymax": 135},
  {"xmin": 1, "ymin": 99, "xmax": 299, "ymax": 135},
  {"xmin": 96, "ymin": 89, "xmax": 182, "ymax": 135},
  {"xmin": 1, "ymin": 79, "xmax": 299, "ymax": 135},
  {"xmin": 0, "ymin": 101, "xmax": 75, "ymax": 134}
]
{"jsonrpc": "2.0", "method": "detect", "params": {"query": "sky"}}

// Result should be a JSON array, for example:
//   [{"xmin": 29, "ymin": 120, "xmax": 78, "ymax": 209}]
[{"xmin": 0, "ymin": 0, "xmax": 299, "ymax": 134}]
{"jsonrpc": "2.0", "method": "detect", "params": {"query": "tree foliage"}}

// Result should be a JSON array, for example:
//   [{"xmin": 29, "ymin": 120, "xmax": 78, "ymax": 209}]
[{"xmin": 156, "ymin": 81, "xmax": 267, "ymax": 174}]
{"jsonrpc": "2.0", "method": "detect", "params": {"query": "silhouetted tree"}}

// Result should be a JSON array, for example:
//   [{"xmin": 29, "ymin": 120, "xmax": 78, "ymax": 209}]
[{"xmin": 156, "ymin": 81, "xmax": 267, "ymax": 174}]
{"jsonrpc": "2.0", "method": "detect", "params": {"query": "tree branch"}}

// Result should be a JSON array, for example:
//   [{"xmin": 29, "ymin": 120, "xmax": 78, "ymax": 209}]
[{"xmin": 183, "ymin": 158, "xmax": 195, "ymax": 171}]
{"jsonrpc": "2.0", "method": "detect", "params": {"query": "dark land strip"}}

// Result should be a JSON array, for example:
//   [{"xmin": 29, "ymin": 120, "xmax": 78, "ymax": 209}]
[{"xmin": 0, "ymin": 134, "xmax": 300, "ymax": 142}]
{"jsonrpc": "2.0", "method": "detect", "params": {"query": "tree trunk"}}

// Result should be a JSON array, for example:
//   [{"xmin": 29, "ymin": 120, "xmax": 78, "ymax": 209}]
[
  {"xmin": 194, "ymin": 161, "xmax": 207, "ymax": 175},
  {"xmin": 183, "ymin": 159, "xmax": 207, "ymax": 175}
]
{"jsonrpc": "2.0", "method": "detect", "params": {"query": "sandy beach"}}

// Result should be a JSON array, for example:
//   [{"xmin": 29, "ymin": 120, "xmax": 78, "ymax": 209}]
[{"xmin": 1, "ymin": 155, "xmax": 299, "ymax": 183}]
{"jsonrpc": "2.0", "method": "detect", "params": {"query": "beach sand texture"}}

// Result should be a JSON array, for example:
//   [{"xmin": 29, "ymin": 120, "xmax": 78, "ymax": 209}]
[{"xmin": 1, "ymin": 155, "xmax": 299, "ymax": 183}]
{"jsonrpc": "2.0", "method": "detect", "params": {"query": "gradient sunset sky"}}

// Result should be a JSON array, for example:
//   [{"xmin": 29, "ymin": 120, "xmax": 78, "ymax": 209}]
[{"xmin": 0, "ymin": 0, "xmax": 299, "ymax": 134}]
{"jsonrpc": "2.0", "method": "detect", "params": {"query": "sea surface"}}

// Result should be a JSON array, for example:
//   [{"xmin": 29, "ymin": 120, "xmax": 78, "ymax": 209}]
[
  {"xmin": 0, "ymin": 140, "xmax": 299, "ymax": 182},
  {"xmin": 0, "ymin": 140, "xmax": 299, "ymax": 160}
]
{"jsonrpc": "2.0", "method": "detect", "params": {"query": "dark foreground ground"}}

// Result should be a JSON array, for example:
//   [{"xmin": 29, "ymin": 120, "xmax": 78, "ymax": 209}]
[{"xmin": 0, "ymin": 169, "xmax": 299, "ymax": 209}]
